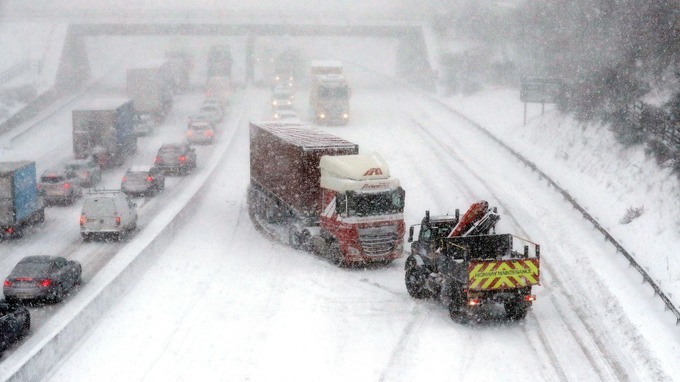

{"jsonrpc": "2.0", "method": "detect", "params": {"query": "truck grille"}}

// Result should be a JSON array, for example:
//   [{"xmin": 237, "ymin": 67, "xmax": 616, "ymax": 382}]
[{"xmin": 358, "ymin": 226, "xmax": 398, "ymax": 257}]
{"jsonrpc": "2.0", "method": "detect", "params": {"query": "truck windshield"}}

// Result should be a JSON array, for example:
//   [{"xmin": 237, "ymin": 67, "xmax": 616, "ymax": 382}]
[
  {"xmin": 346, "ymin": 187, "xmax": 405, "ymax": 217},
  {"xmin": 318, "ymin": 86, "xmax": 348, "ymax": 99}
]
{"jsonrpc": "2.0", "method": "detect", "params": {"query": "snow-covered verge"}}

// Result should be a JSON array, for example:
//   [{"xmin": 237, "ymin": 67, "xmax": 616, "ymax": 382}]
[
  {"xmin": 0, "ymin": 23, "xmax": 67, "ymax": 128},
  {"xmin": 445, "ymin": 88, "xmax": 680, "ymax": 310}
]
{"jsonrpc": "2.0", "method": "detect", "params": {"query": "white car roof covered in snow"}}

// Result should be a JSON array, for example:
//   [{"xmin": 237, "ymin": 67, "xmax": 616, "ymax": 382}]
[{"xmin": 128, "ymin": 166, "xmax": 152, "ymax": 173}]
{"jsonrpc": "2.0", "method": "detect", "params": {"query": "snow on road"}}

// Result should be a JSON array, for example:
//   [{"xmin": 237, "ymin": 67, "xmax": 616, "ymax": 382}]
[{"xmin": 41, "ymin": 72, "xmax": 680, "ymax": 381}]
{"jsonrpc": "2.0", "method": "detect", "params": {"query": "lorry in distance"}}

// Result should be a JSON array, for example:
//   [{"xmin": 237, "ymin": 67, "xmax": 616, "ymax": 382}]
[
  {"xmin": 72, "ymin": 98, "xmax": 137, "ymax": 169},
  {"xmin": 309, "ymin": 60, "xmax": 350, "ymax": 125},
  {"xmin": 0, "ymin": 161, "xmax": 45, "ymax": 239},
  {"xmin": 165, "ymin": 51, "xmax": 193, "ymax": 94},
  {"xmin": 248, "ymin": 121, "xmax": 405, "ymax": 266},
  {"xmin": 405, "ymin": 201, "xmax": 540, "ymax": 322},
  {"xmin": 126, "ymin": 60, "xmax": 174, "ymax": 123}
]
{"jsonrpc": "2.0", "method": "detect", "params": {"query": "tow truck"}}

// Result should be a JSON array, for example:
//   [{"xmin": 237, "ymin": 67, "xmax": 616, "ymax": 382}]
[{"xmin": 404, "ymin": 201, "xmax": 540, "ymax": 322}]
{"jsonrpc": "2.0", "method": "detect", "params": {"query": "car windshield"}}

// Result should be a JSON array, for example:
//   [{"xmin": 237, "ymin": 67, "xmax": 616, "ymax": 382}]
[
  {"xmin": 125, "ymin": 172, "xmax": 149, "ymax": 181},
  {"xmin": 12, "ymin": 262, "xmax": 51, "ymax": 277},
  {"xmin": 318, "ymin": 86, "xmax": 349, "ymax": 99},
  {"xmin": 65, "ymin": 163, "xmax": 85, "ymax": 170},
  {"xmin": 160, "ymin": 145, "xmax": 183, "ymax": 154},
  {"xmin": 343, "ymin": 187, "xmax": 405, "ymax": 217},
  {"xmin": 41, "ymin": 175, "xmax": 66, "ymax": 183}
]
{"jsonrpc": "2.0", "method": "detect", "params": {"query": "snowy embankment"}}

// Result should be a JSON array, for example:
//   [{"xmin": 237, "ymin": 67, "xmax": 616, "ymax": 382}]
[
  {"xmin": 0, "ymin": 23, "xmax": 66, "ymax": 125},
  {"xmin": 445, "ymin": 89, "xmax": 680, "ymax": 310}
]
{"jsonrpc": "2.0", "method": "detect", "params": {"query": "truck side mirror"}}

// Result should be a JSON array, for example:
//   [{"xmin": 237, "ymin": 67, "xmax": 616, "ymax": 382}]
[{"xmin": 408, "ymin": 226, "xmax": 414, "ymax": 242}]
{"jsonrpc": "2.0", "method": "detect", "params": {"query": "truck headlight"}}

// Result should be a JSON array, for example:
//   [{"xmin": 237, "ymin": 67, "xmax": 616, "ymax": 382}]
[
  {"xmin": 348, "ymin": 246, "xmax": 361, "ymax": 258},
  {"xmin": 319, "ymin": 113, "xmax": 326, "ymax": 119},
  {"xmin": 343, "ymin": 113, "xmax": 349, "ymax": 119}
]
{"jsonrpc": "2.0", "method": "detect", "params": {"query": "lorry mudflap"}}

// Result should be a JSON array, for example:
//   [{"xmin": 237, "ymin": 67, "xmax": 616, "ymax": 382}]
[{"xmin": 468, "ymin": 258, "xmax": 540, "ymax": 291}]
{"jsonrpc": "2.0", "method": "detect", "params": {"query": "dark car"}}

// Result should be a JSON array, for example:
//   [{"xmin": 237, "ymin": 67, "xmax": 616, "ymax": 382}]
[
  {"xmin": 154, "ymin": 143, "xmax": 197, "ymax": 175},
  {"xmin": 3, "ymin": 256, "xmax": 82, "ymax": 303},
  {"xmin": 121, "ymin": 166, "xmax": 165, "ymax": 196},
  {"xmin": 64, "ymin": 157, "xmax": 102, "ymax": 188},
  {"xmin": 0, "ymin": 302, "xmax": 30, "ymax": 353}
]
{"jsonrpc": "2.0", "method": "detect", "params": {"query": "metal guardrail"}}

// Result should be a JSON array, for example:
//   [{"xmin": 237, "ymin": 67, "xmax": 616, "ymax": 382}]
[
  {"xmin": 447, "ymin": 105, "xmax": 680, "ymax": 325},
  {"xmin": 0, "ymin": 60, "xmax": 31, "ymax": 85}
]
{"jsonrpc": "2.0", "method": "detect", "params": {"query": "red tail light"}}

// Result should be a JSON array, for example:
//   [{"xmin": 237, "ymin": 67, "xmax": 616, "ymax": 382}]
[
  {"xmin": 5, "ymin": 227, "xmax": 13, "ymax": 234},
  {"xmin": 80, "ymin": 215, "xmax": 85, "ymax": 226},
  {"xmin": 4, "ymin": 280, "xmax": 11, "ymax": 287},
  {"xmin": 39, "ymin": 279, "xmax": 52, "ymax": 287},
  {"xmin": 155, "ymin": 156, "xmax": 160, "ymax": 164},
  {"xmin": 205, "ymin": 130, "xmax": 213, "ymax": 137},
  {"xmin": 122, "ymin": 176, "xmax": 127, "ymax": 182},
  {"xmin": 467, "ymin": 298, "xmax": 480, "ymax": 306},
  {"xmin": 63, "ymin": 183, "xmax": 70, "ymax": 189},
  {"xmin": 115, "ymin": 216, "xmax": 121, "ymax": 225},
  {"xmin": 179, "ymin": 155, "xmax": 187, "ymax": 162},
  {"xmin": 187, "ymin": 131, "xmax": 193, "ymax": 137},
  {"xmin": 147, "ymin": 176, "xmax": 153, "ymax": 182},
  {"xmin": 525, "ymin": 295, "xmax": 536, "ymax": 302}
]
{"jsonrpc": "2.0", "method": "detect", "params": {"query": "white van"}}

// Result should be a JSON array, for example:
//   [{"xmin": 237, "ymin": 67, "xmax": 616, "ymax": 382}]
[{"xmin": 80, "ymin": 190, "xmax": 138, "ymax": 241}]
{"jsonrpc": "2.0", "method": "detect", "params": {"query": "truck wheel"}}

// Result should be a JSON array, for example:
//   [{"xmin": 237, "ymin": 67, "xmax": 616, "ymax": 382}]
[
  {"xmin": 328, "ymin": 242, "xmax": 345, "ymax": 267},
  {"xmin": 288, "ymin": 226, "xmax": 301, "ymax": 249},
  {"xmin": 20, "ymin": 316, "xmax": 30, "ymax": 337},
  {"xmin": 505, "ymin": 299, "xmax": 530, "ymax": 321},
  {"xmin": 51, "ymin": 284, "xmax": 64, "ymax": 303},
  {"xmin": 448, "ymin": 301, "xmax": 471, "ymax": 324},
  {"xmin": 405, "ymin": 263, "xmax": 430, "ymax": 299}
]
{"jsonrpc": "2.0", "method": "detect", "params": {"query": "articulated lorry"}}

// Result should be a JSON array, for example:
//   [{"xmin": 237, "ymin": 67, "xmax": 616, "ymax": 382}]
[
  {"xmin": 0, "ymin": 161, "xmax": 44, "ymax": 239},
  {"xmin": 405, "ymin": 201, "xmax": 540, "ymax": 322},
  {"xmin": 309, "ymin": 60, "xmax": 351, "ymax": 125},
  {"xmin": 72, "ymin": 98, "xmax": 137, "ymax": 169},
  {"xmin": 126, "ymin": 61, "xmax": 174, "ymax": 123},
  {"xmin": 248, "ymin": 121, "xmax": 405, "ymax": 266}
]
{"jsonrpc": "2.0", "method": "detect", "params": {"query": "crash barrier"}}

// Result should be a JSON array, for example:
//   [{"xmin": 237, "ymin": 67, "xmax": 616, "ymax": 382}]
[
  {"xmin": 438, "ymin": 101, "xmax": 680, "ymax": 326},
  {"xmin": 0, "ymin": 89, "xmax": 59, "ymax": 136},
  {"xmin": 0, "ymin": 60, "xmax": 33, "ymax": 85},
  {"xmin": 0, "ymin": 91, "xmax": 246, "ymax": 382}
]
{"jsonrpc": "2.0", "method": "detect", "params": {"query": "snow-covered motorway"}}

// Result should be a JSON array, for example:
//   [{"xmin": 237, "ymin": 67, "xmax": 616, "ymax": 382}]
[{"xmin": 0, "ymin": 61, "xmax": 662, "ymax": 381}]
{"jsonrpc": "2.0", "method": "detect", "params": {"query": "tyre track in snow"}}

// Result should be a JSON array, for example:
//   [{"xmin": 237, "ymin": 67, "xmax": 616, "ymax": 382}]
[
  {"xmin": 392, "ymin": 91, "xmax": 659, "ymax": 381},
  {"xmin": 343, "ymin": 82, "xmax": 627, "ymax": 381},
  {"xmin": 375, "ymin": 98, "xmax": 572, "ymax": 382}
]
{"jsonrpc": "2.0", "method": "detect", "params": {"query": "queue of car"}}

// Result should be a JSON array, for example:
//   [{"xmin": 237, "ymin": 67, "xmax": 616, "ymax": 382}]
[{"xmin": 0, "ymin": 86, "xmax": 226, "ymax": 356}]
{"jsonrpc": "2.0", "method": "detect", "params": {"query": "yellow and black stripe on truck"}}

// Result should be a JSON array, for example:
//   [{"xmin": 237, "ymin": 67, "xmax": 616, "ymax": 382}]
[{"xmin": 467, "ymin": 258, "xmax": 540, "ymax": 291}]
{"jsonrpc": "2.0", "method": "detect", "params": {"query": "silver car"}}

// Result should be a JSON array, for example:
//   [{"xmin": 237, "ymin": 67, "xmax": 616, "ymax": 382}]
[
  {"xmin": 80, "ymin": 190, "xmax": 138, "ymax": 241},
  {"xmin": 38, "ymin": 168, "xmax": 82, "ymax": 205},
  {"xmin": 121, "ymin": 166, "xmax": 165, "ymax": 197}
]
